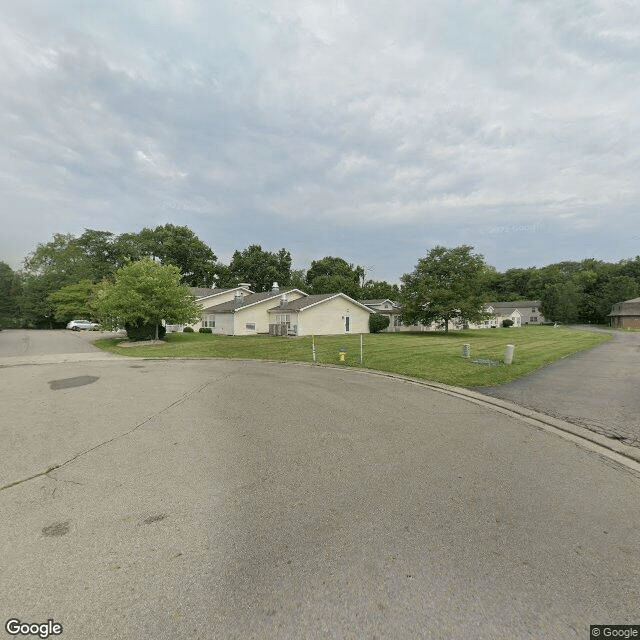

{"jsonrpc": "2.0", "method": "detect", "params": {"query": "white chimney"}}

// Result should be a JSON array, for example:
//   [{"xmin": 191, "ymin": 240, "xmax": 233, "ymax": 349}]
[
  {"xmin": 272, "ymin": 282, "xmax": 279, "ymax": 293},
  {"xmin": 234, "ymin": 291, "xmax": 244, "ymax": 304},
  {"xmin": 280, "ymin": 293, "xmax": 287, "ymax": 306}
]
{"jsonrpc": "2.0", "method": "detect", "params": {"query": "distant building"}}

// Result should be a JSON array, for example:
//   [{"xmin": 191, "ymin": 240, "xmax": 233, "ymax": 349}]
[
  {"xmin": 477, "ymin": 301, "xmax": 545, "ymax": 328},
  {"xmin": 608, "ymin": 297, "xmax": 640, "ymax": 329},
  {"xmin": 359, "ymin": 299, "xmax": 433, "ymax": 332}
]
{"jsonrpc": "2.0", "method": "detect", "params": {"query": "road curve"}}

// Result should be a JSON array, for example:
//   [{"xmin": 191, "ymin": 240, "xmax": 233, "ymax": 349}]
[{"xmin": 1, "ymin": 357, "xmax": 638, "ymax": 639}]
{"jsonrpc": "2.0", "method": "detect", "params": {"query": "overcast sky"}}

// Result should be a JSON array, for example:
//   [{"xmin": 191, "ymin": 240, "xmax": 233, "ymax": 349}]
[{"xmin": 2, "ymin": 0, "xmax": 639, "ymax": 282}]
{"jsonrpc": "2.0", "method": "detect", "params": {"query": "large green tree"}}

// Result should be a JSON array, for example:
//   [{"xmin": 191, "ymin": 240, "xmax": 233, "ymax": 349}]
[
  {"xmin": 217, "ymin": 245, "xmax": 293, "ymax": 292},
  {"xmin": 93, "ymin": 258, "xmax": 201, "ymax": 340},
  {"xmin": 305, "ymin": 256, "xmax": 363, "ymax": 298},
  {"xmin": 18, "ymin": 273, "xmax": 59, "ymax": 328},
  {"xmin": 0, "ymin": 262, "xmax": 21, "ymax": 328},
  {"xmin": 360, "ymin": 279, "xmax": 400, "ymax": 300},
  {"xmin": 400, "ymin": 245, "xmax": 492, "ymax": 332},
  {"xmin": 49, "ymin": 280, "xmax": 99, "ymax": 323},
  {"xmin": 136, "ymin": 224, "xmax": 218, "ymax": 287}
]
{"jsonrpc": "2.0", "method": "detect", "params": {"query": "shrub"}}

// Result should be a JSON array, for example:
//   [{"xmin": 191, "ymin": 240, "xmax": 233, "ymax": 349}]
[
  {"xmin": 502, "ymin": 319, "xmax": 514, "ymax": 328},
  {"xmin": 369, "ymin": 313, "xmax": 390, "ymax": 333},
  {"xmin": 125, "ymin": 321, "xmax": 166, "ymax": 341},
  {"xmin": 199, "ymin": 327, "xmax": 212, "ymax": 333},
  {"xmin": 183, "ymin": 326, "xmax": 194, "ymax": 332}
]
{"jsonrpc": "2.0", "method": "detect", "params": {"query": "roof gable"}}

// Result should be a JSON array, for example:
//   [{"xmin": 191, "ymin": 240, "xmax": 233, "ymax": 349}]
[{"xmin": 189, "ymin": 286, "xmax": 253, "ymax": 300}]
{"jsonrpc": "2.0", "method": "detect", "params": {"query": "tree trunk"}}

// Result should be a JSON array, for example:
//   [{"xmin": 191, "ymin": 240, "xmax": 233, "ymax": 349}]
[
  {"xmin": 444, "ymin": 318, "xmax": 449, "ymax": 333},
  {"xmin": 155, "ymin": 323, "xmax": 159, "ymax": 340}
]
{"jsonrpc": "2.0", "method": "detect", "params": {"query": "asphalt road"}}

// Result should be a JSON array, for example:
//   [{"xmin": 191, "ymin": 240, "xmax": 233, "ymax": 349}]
[
  {"xmin": 1, "ymin": 331, "xmax": 639, "ymax": 639},
  {"xmin": 477, "ymin": 327, "xmax": 640, "ymax": 446}
]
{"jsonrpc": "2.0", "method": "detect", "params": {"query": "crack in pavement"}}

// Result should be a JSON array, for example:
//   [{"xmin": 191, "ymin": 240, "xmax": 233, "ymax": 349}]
[{"xmin": 0, "ymin": 376, "xmax": 227, "ymax": 492}]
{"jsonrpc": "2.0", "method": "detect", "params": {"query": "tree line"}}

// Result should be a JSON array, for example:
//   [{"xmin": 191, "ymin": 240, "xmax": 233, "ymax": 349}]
[{"xmin": 0, "ymin": 224, "xmax": 638, "ymax": 328}]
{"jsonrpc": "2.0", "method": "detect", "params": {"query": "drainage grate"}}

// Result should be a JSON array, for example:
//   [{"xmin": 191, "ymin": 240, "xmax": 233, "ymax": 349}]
[{"xmin": 471, "ymin": 358, "xmax": 501, "ymax": 367}]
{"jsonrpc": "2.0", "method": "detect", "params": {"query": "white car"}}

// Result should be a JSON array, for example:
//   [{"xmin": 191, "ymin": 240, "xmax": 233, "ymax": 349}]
[{"xmin": 66, "ymin": 319, "xmax": 100, "ymax": 331}]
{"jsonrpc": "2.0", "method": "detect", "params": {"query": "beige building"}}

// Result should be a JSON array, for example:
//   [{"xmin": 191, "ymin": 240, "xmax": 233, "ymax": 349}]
[
  {"xmin": 609, "ymin": 297, "xmax": 640, "ymax": 329},
  {"xmin": 204, "ymin": 287, "xmax": 307, "ymax": 335},
  {"xmin": 269, "ymin": 293, "xmax": 373, "ymax": 336}
]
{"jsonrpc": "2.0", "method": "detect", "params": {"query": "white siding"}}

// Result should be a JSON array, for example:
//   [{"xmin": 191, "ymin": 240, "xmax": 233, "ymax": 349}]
[
  {"xmin": 233, "ymin": 292, "xmax": 306, "ymax": 335},
  {"xmin": 296, "ymin": 297, "xmax": 371, "ymax": 336},
  {"xmin": 189, "ymin": 289, "xmax": 252, "ymax": 331},
  {"xmin": 212, "ymin": 313, "xmax": 234, "ymax": 335}
]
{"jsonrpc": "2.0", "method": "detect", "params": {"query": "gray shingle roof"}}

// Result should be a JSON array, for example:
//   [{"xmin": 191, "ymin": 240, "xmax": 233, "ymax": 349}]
[
  {"xmin": 487, "ymin": 300, "xmax": 541, "ymax": 308},
  {"xmin": 189, "ymin": 287, "xmax": 223, "ymax": 298},
  {"xmin": 207, "ymin": 289, "xmax": 306, "ymax": 312},
  {"xmin": 268, "ymin": 293, "xmax": 374, "ymax": 313},
  {"xmin": 359, "ymin": 299, "xmax": 397, "ymax": 305},
  {"xmin": 189, "ymin": 286, "xmax": 252, "ymax": 298},
  {"xmin": 268, "ymin": 293, "xmax": 337, "ymax": 312},
  {"xmin": 609, "ymin": 298, "xmax": 640, "ymax": 315}
]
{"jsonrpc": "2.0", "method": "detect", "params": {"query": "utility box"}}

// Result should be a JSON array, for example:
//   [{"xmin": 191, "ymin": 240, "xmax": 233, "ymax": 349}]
[{"xmin": 504, "ymin": 344, "xmax": 515, "ymax": 365}]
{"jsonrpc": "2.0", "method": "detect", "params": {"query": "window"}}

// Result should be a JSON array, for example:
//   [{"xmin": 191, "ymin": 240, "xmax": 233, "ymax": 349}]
[
  {"xmin": 394, "ymin": 315, "xmax": 401, "ymax": 327},
  {"xmin": 245, "ymin": 323, "xmax": 256, "ymax": 331},
  {"xmin": 530, "ymin": 316, "xmax": 538, "ymax": 323},
  {"xmin": 345, "ymin": 316, "xmax": 351, "ymax": 332},
  {"xmin": 275, "ymin": 314, "xmax": 291, "ymax": 327},
  {"xmin": 532, "ymin": 307, "xmax": 537, "ymax": 313},
  {"xmin": 202, "ymin": 314, "xmax": 215, "ymax": 328}
]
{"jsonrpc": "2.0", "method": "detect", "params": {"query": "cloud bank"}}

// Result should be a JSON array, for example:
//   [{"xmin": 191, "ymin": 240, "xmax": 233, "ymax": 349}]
[{"xmin": 2, "ymin": 0, "xmax": 639, "ymax": 280}]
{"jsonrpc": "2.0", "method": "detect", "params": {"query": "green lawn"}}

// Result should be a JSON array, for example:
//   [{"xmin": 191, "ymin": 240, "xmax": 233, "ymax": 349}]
[{"xmin": 93, "ymin": 325, "xmax": 611, "ymax": 387}]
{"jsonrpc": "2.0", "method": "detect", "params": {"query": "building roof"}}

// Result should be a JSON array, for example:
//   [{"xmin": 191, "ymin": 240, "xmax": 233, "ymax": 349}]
[
  {"xmin": 189, "ymin": 286, "xmax": 252, "ymax": 299},
  {"xmin": 359, "ymin": 299, "xmax": 398, "ymax": 306},
  {"xmin": 269, "ymin": 292, "xmax": 374, "ymax": 313},
  {"xmin": 189, "ymin": 287, "xmax": 224, "ymax": 298},
  {"xmin": 608, "ymin": 298, "xmax": 640, "ymax": 316},
  {"xmin": 207, "ymin": 289, "xmax": 307, "ymax": 313},
  {"xmin": 487, "ymin": 300, "xmax": 540, "ymax": 308}
]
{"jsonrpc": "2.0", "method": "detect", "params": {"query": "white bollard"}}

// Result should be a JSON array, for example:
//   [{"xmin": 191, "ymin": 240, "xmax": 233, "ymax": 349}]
[{"xmin": 504, "ymin": 344, "xmax": 515, "ymax": 365}]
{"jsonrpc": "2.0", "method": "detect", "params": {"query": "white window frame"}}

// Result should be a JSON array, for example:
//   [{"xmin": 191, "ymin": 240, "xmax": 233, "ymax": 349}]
[{"xmin": 245, "ymin": 323, "xmax": 256, "ymax": 332}]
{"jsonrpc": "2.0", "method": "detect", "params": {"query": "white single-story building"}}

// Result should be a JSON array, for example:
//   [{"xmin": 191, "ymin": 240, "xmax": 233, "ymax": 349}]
[
  {"xmin": 203, "ymin": 286, "xmax": 307, "ymax": 335},
  {"xmin": 269, "ymin": 293, "xmax": 374, "ymax": 336},
  {"xmin": 167, "ymin": 285, "xmax": 254, "ymax": 332}
]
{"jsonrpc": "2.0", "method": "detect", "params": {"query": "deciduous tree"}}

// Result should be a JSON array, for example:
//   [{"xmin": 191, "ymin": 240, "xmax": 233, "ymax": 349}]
[
  {"xmin": 400, "ymin": 245, "xmax": 491, "ymax": 332},
  {"xmin": 93, "ymin": 258, "xmax": 201, "ymax": 340},
  {"xmin": 49, "ymin": 280, "xmax": 99, "ymax": 323},
  {"xmin": 305, "ymin": 257, "xmax": 363, "ymax": 298},
  {"xmin": 217, "ymin": 245, "xmax": 293, "ymax": 292}
]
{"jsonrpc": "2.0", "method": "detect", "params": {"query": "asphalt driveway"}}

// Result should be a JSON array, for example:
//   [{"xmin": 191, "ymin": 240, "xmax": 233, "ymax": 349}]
[{"xmin": 477, "ymin": 327, "xmax": 640, "ymax": 447}]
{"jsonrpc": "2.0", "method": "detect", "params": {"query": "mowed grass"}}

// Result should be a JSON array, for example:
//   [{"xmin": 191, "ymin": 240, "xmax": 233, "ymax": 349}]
[{"xmin": 93, "ymin": 325, "xmax": 611, "ymax": 387}]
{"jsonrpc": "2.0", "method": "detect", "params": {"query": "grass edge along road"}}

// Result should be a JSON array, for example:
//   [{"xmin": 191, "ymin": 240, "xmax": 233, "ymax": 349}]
[{"xmin": 93, "ymin": 326, "xmax": 611, "ymax": 388}]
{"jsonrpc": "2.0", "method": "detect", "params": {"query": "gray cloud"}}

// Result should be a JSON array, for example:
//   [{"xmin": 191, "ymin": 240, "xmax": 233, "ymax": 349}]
[{"xmin": 1, "ymin": 0, "xmax": 639, "ymax": 280}]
